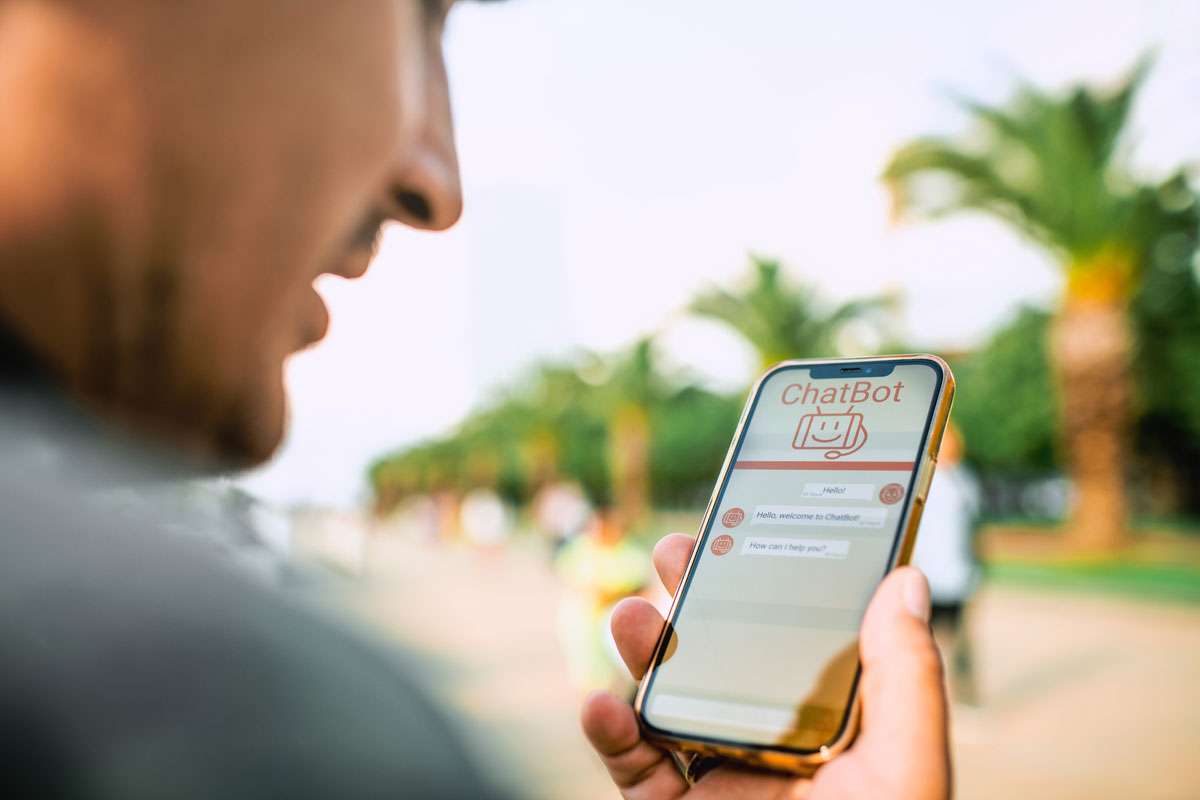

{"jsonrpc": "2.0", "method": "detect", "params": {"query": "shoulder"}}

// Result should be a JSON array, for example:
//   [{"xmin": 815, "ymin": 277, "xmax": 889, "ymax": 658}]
[{"xmin": 0, "ymin": 478, "xmax": 509, "ymax": 800}]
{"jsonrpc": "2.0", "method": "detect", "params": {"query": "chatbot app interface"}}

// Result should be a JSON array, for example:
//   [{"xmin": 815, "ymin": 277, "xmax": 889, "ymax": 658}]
[{"xmin": 643, "ymin": 362, "xmax": 940, "ymax": 750}]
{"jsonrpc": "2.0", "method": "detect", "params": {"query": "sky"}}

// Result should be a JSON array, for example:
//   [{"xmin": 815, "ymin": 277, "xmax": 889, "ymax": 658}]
[{"xmin": 240, "ymin": 0, "xmax": 1200, "ymax": 508}]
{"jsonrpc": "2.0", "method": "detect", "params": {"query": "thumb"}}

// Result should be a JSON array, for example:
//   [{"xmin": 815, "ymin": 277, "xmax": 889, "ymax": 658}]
[{"xmin": 854, "ymin": 567, "xmax": 949, "ymax": 792}]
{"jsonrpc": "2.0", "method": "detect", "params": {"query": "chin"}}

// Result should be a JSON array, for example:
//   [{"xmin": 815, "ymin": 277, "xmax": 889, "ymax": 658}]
[{"xmin": 213, "ymin": 371, "xmax": 289, "ymax": 470}]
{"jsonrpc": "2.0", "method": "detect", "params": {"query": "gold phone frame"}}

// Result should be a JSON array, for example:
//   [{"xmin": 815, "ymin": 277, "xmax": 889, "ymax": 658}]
[{"xmin": 633, "ymin": 354, "xmax": 955, "ymax": 775}]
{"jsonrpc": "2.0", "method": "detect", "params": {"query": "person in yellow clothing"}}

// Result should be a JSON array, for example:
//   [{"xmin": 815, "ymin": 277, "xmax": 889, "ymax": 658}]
[{"xmin": 555, "ymin": 509, "xmax": 650, "ymax": 696}]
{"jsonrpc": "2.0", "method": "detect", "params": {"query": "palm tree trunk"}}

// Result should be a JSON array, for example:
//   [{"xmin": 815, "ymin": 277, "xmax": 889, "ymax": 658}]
[
  {"xmin": 1051, "ymin": 259, "xmax": 1134, "ymax": 550},
  {"xmin": 610, "ymin": 404, "xmax": 650, "ymax": 528}
]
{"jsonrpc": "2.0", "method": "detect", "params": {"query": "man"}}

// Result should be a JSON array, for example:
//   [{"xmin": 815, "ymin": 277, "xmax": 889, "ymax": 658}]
[{"xmin": 0, "ymin": 1, "xmax": 951, "ymax": 797}]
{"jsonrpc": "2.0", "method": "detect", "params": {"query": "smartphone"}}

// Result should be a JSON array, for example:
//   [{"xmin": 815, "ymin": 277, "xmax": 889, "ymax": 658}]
[{"xmin": 634, "ymin": 355, "xmax": 954, "ymax": 774}]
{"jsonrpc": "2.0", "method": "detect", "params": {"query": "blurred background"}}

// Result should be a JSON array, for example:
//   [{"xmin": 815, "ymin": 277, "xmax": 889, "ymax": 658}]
[{"xmin": 229, "ymin": 1, "xmax": 1198, "ymax": 797}]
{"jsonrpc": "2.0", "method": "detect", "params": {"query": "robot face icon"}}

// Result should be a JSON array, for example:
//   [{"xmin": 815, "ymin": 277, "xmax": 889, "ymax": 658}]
[{"xmin": 793, "ymin": 407, "xmax": 867, "ymax": 459}]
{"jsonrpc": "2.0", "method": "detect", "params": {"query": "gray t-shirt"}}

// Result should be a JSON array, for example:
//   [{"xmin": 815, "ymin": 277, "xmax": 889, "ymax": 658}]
[{"xmin": 0, "ymin": 375, "xmax": 509, "ymax": 799}]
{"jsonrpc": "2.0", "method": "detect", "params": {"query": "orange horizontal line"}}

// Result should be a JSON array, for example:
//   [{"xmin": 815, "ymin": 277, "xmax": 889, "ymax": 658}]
[{"xmin": 735, "ymin": 460, "xmax": 915, "ymax": 471}]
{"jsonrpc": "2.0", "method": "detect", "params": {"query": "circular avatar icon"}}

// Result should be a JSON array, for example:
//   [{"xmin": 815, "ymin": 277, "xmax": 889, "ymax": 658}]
[
  {"xmin": 711, "ymin": 534, "xmax": 735, "ymax": 556},
  {"xmin": 721, "ymin": 507, "xmax": 745, "ymax": 528},
  {"xmin": 879, "ymin": 483, "xmax": 905, "ymax": 505}
]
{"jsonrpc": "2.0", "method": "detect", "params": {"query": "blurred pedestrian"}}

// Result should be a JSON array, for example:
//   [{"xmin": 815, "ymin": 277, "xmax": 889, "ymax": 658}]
[
  {"xmin": 555, "ymin": 508, "xmax": 649, "ymax": 696},
  {"xmin": 394, "ymin": 492, "xmax": 441, "ymax": 542},
  {"xmin": 460, "ymin": 484, "xmax": 513, "ymax": 551},
  {"xmin": 913, "ymin": 423, "xmax": 982, "ymax": 706},
  {"xmin": 531, "ymin": 477, "xmax": 591, "ymax": 556}
]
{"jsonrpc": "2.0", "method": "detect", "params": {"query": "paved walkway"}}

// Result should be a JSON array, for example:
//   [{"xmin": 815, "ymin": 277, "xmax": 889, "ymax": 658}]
[{"xmin": 328, "ymin": 533, "xmax": 1200, "ymax": 800}]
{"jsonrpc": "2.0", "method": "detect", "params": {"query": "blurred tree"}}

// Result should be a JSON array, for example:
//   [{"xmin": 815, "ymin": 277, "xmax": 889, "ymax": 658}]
[
  {"xmin": 369, "ymin": 360, "xmax": 605, "ymax": 514},
  {"xmin": 951, "ymin": 307, "xmax": 1058, "ymax": 476},
  {"xmin": 1130, "ymin": 226, "xmax": 1200, "ymax": 515},
  {"xmin": 607, "ymin": 340, "xmax": 654, "ymax": 526},
  {"xmin": 649, "ymin": 387, "xmax": 743, "ymax": 508},
  {"xmin": 690, "ymin": 255, "xmax": 885, "ymax": 369},
  {"xmin": 593, "ymin": 338, "xmax": 669, "ymax": 526},
  {"xmin": 367, "ymin": 341, "xmax": 749, "ymax": 519},
  {"xmin": 950, "ymin": 236, "xmax": 1200, "ymax": 519},
  {"xmin": 884, "ymin": 60, "xmax": 1199, "ymax": 549}
]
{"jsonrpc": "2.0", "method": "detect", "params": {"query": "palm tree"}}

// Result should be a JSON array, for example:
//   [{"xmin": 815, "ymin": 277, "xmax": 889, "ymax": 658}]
[
  {"xmin": 602, "ymin": 338, "xmax": 667, "ymax": 528},
  {"xmin": 883, "ymin": 60, "xmax": 1198, "ymax": 550},
  {"xmin": 690, "ymin": 255, "xmax": 886, "ymax": 370}
]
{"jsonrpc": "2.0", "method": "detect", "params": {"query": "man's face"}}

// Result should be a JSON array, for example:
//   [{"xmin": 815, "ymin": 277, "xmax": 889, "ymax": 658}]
[{"xmin": 0, "ymin": 0, "xmax": 463, "ymax": 465}]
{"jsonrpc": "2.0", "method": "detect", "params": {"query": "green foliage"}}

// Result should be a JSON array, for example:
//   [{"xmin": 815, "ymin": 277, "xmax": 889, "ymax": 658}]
[
  {"xmin": 950, "ymin": 307, "xmax": 1058, "ymax": 474},
  {"xmin": 368, "ymin": 342, "xmax": 744, "ymax": 513},
  {"xmin": 369, "ymin": 256, "xmax": 884, "ymax": 515},
  {"xmin": 371, "ymin": 359, "xmax": 599, "ymax": 509},
  {"xmin": 886, "ymin": 57, "xmax": 1200, "ymax": 520},
  {"xmin": 690, "ymin": 255, "xmax": 886, "ymax": 367},
  {"xmin": 986, "ymin": 559, "xmax": 1200, "ymax": 605},
  {"xmin": 952, "ymin": 241, "xmax": 1200, "ymax": 502},
  {"xmin": 1131, "ymin": 224, "xmax": 1200, "ymax": 512},
  {"xmin": 1132, "ymin": 217, "xmax": 1200, "ymax": 446},
  {"xmin": 553, "ymin": 406, "xmax": 611, "ymax": 508},
  {"xmin": 885, "ymin": 58, "xmax": 1193, "ymax": 275},
  {"xmin": 648, "ymin": 388, "xmax": 744, "ymax": 509},
  {"xmin": 608, "ymin": 337, "xmax": 668, "ymax": 409}
]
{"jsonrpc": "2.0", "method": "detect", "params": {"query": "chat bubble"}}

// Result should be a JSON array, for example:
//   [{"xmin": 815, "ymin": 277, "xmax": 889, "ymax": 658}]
[
  {"xmin": 801, "ymin": 483, "xmax": 874, "ymax": 500},
  {"xmin": 740, "ymin": 537, "xmax": 850, "ymax": 559},
  {"xmin": 752, "ymin": 505, "xmax": 886, "ymax": 528}
]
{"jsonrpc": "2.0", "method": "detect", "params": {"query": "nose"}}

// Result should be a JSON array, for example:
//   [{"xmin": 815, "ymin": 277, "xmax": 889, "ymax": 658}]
[{"xmin": 385, "ymin": 45, "xmax": 463, "ymax": 231}]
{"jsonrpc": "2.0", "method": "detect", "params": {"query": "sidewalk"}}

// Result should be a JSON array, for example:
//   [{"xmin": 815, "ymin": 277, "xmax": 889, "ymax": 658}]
[{"xmin": 330, "ymin": 532, "xmax": 1200, "ymax": 800}]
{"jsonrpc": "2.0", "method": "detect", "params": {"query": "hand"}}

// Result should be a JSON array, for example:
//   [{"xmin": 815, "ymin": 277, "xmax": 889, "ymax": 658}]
[{"xmin": 581, "ymin": 533, "xmax": 950, "ymax": 800}]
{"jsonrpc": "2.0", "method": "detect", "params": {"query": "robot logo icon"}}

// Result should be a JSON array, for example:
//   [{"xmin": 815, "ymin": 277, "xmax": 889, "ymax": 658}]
[{"xmin": 792, "ymin": 407, "xmax": 868, "ymax": 460}]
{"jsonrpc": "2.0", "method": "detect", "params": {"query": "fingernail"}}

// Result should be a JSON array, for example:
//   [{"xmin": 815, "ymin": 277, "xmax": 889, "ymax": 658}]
[{"xmin": 902, "ymin": 570, "xmax": 931, "ymax": 622}]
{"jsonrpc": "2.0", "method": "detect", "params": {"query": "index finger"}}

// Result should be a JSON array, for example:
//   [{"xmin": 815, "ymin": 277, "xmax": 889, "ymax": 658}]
[{"xmin": 652, "ymin": 533, "xmax": 696, "ymax": 595}]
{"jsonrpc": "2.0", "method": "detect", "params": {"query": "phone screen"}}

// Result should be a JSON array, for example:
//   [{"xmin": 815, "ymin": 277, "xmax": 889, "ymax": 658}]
[{"xmin": 640, "ymin": 359, "xmax": 945, "ymax": 752}]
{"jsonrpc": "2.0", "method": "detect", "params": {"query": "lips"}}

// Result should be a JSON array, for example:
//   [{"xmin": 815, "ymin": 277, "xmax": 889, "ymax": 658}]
[
  {"xmin": 299, "ymin": 287, "xmax": 331, "ymax": 347},
  {"xmin": 330, "ymin": 248, "xmax": 373, "ymax": 280}
]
